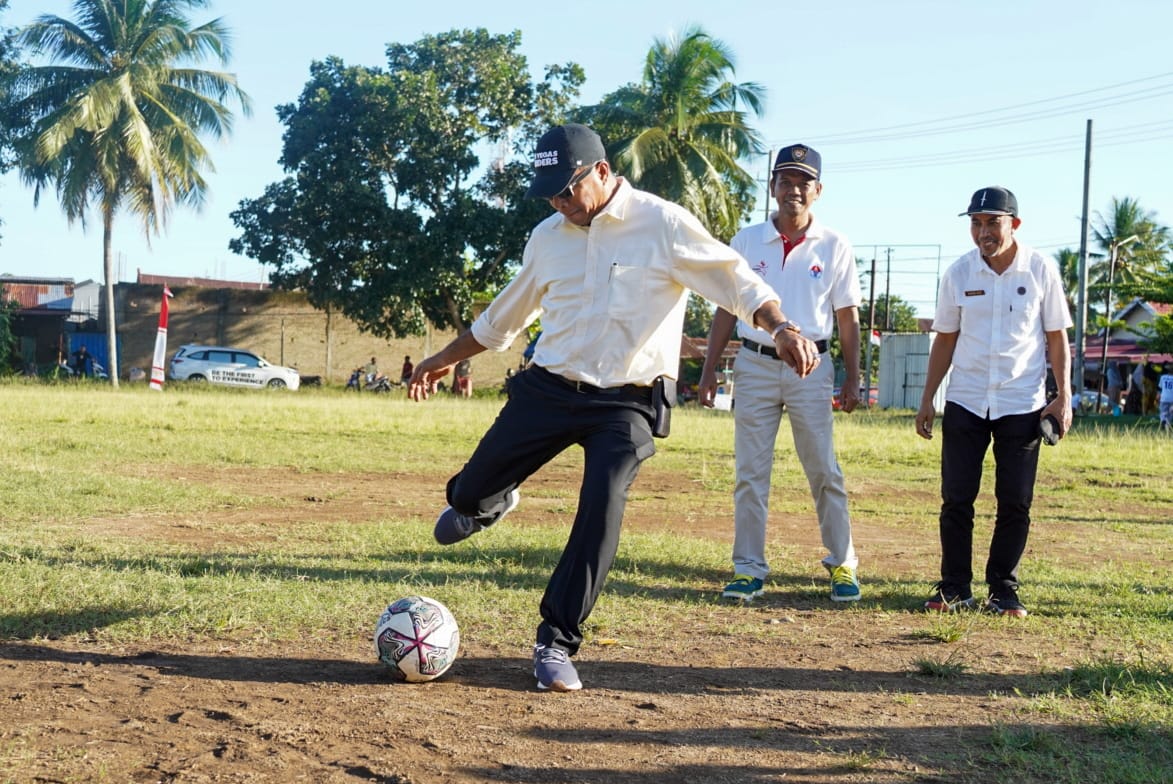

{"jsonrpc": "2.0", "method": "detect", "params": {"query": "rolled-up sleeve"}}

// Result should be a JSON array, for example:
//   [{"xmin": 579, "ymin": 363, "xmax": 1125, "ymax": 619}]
[
  {"xmin": 470, "ymin": 242, "xmax": 544, "ymax": 352},
  {"xmin": 667, "ymin": 210, "xmax": 779, "ymax": 324}
]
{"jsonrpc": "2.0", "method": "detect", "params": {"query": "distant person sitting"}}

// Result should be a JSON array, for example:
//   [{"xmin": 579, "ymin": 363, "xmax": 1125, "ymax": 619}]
[
  {"xmin": 70, "ymin": 346, "xmax": 93, "ymax": 378},
  {"xmin": 365, "ymin": 356, "xmax": 380, "ymax": 384}
]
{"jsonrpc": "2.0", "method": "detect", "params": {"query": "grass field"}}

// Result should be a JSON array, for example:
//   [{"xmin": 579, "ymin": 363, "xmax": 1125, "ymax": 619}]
[{"xmin": 0, "ymin": 380, "xmax": 1169, "ymax": 783}]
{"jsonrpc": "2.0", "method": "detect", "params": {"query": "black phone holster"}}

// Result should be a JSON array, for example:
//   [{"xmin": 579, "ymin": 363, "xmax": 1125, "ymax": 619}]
[{"xmin": 652, "ymin": 376, "xmax": 676, "ymax": 438}]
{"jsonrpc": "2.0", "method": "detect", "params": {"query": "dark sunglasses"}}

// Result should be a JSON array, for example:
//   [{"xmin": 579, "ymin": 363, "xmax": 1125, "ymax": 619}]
[{"xmin": 551, "ymin": 161, "xmax": 600, "ymax": 201}]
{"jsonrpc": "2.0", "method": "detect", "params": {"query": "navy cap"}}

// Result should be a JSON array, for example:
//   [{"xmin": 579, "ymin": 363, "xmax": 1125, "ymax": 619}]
[
  {"xmin": 960, "ymin": 186, "xmax": 1018, "ymax": 217},
  {"xmin": 526, "ymin": 124, "xmax": 606, "ymax": 199},
  {"xmin": 773, "ymin": 144, "xmax": 821, "ymax": 179}
]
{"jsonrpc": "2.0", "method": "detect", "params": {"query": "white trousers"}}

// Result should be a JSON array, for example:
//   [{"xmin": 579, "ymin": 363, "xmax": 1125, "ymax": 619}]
[{"xmin": 731, "ymin": 347, "xmax": 857, "ymax": 578}]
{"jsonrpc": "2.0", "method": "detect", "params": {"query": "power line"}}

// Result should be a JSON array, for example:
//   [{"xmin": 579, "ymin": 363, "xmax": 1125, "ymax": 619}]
[
  {"xmin": 829, "ymin": 120, "xmax": 1173, "ymax": 173},
  {"xmin": 774, "ymin": 71, "xmax": 1173, "ymax": 146}
]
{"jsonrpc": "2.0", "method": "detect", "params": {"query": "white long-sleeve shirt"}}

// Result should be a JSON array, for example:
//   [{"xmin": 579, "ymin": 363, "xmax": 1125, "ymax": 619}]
[{"xmin": 471, "ymin": 179, "xmax": 780, "ymax": 387}]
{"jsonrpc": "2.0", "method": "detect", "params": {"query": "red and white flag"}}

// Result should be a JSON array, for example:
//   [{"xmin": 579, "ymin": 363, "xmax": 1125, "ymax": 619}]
[
  {"xmin": 869, "ymin": 329, "xmax": 882, "ymax": 347},
  {"xmin": 149, "ymin": 287, "xmax": 174, "ymax": 391}
]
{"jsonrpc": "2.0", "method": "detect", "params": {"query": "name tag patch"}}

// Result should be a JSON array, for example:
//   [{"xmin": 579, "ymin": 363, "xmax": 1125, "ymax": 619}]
[{"xmin": 964, "ymin": 289, "xmax": 986, "ymax": 297}]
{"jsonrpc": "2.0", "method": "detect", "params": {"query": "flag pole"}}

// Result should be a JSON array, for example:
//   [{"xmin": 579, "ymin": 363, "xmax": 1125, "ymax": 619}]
[{"xmin": 149, "ymin": 287, "xmax": 174, "ymax": 391}]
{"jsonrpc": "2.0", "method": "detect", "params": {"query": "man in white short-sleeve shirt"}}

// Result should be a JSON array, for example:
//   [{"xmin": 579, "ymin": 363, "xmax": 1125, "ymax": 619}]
[
  {"xmin": 699, "ymin": 143, "xmax": 864, "ymax": 604},
  {"xmin": 914, "ymin": 186, "xmax": 1073, "ymax": 618}
]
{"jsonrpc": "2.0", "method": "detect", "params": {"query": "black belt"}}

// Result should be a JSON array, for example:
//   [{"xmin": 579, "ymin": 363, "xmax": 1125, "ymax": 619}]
[
  {"xmin": 532, "ymin": 366, "xmax": 652, "ymax": 400},
  {"xmin": 741, "ymin": 337, "xmax": 828, "ymax": 359}
]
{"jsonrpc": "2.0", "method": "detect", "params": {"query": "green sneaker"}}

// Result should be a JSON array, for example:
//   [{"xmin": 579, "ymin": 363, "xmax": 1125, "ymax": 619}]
[
  {"xmin": 827, "ymin": 564, "xmax": 861, "ymax": 602},
  {"xmin": 722, "ymin": 574, "xmax": 764, "ymax": 601}
]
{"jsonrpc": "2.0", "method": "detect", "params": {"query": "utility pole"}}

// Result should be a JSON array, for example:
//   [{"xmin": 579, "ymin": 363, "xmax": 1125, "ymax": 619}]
[
  {"xmin": 884, "ymin": 248, "xmax": 893, "ymax": 330},
  {"xmin": 864, "ymin": 254, "xmax": 878, "ymax": 407},
  {"xmin": 1073, "ymin": 119, "xmax": 1093, "ymax": 410}
]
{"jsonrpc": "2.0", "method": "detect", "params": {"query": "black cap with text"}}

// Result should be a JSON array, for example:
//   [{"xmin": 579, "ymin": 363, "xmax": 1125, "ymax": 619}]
[
  {"xmin": 960, "ymin": 186, "xmax": 1018, "ymax": 217},
  {"xmin": 526, "ymin": 124, "xmax": 607, "ymax": 199}
]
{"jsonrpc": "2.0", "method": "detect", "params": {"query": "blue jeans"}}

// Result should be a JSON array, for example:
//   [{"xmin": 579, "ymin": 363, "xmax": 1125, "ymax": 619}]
[{"xmin": 938, "ymin": 401, "xmax": 1042, "ymax": 593}]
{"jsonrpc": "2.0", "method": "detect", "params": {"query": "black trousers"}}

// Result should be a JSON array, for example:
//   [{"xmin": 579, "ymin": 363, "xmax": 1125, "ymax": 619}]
[
  {"xmin": 445, "ymin": 366, "xmax": 656, "ymax": 655},
  {"xmin": 938, "ymin": 401, "xmax": 1042, "ymax": 593}
]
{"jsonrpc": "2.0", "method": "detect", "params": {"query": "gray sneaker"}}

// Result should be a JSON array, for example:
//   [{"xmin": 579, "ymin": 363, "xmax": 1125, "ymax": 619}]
[
  {"xmin": 434, "ymin": 489, "xmax": 519, "ymax": 545},
  {"xmin": 533, "ymin": 644, "xmax": 582, "ymax": 691}
]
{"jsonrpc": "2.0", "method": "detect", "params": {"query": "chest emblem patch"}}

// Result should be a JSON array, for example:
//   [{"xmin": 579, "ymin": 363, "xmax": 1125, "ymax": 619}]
[{"xmin": 809, "ymin": 263, "xmax": 823, "ymax": 279}]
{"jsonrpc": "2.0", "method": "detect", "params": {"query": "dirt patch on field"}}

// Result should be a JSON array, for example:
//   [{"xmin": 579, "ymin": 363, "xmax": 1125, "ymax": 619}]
[{"xmin": 1, "ymin": 464, "xmax": 1166, "ymax": 783}]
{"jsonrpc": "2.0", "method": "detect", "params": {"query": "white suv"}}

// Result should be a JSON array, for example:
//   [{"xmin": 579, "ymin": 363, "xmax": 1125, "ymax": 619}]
[{"xmin": 169, "ymin": 345, "xmax": 300, "ymax": 390}]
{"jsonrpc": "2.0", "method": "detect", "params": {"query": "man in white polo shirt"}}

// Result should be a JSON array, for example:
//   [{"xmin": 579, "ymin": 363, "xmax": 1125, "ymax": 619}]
[
  {"xmin": 699, "ymin": 143, "xmax": 864, "ymax": 603},
  {"xmin": 915, "ymin": 186, "xmax": 1072, "ymax": 618}
]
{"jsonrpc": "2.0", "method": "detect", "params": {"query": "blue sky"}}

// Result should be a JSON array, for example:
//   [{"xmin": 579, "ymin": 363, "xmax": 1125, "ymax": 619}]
[{"xmin": 2, "ymin": 0, "xmax": 1171, "ymax": 316}]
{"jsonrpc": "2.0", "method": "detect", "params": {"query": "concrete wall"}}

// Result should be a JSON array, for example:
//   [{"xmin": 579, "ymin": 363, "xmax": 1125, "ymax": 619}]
[{"xmin": 112, "ymin": 284, "xmax": 525, "ymax": 388}]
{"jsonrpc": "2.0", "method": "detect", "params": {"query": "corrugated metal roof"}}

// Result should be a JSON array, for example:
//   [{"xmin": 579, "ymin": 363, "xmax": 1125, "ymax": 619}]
[{"xmin": 1, "ymin": 281, "xmax": 75, "ymax": 309}]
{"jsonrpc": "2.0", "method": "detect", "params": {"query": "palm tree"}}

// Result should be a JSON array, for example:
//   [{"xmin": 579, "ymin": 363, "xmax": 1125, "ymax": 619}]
[
  {"xmin": 1053, "ymin": 247, "xmax": 1080, "ymax": 318},
  {"xmin": 1089, "ymin": 197, "xmax": 1171, "ymax": 317},
  {"xmin": 11, "ymin": 0, "xmax": 250, "ymax": 385},
  {"xmin": 582, "ymin": 26, "xmax": 765, "ymax": 243}
]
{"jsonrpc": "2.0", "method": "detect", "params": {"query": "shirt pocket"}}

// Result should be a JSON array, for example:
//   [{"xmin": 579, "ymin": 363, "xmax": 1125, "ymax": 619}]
[
  {"xmin": 1007, "ymin": 280, "xmax": 1042, "ymax": 339},
  {"xmin": 607, "ymin": 264, "xmax": 650, "ymax": 319},
  {"xmin": 954, "ymin": 286, "xmax": 990, "ymax": 333}
]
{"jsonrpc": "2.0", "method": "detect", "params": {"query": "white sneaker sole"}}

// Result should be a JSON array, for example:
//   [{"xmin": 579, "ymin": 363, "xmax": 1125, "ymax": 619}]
[
  {"xmin": 722, "ymin": 589, "xmax": 763, "ymax": 601},
  {"xmin": 535, "ymin": 675, "xmax": 582, "ymax": 692}
]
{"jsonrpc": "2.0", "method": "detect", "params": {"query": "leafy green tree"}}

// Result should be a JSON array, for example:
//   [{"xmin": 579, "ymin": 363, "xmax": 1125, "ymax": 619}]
[
  {"xmin": 581, "ymin": 26, "xmax": 764, "ymax": 243},
  {"xmin": 9, "ymin": 0, "xmax": 249, "ymax": 385},
  {"xmin": 860, "ymin": 294, "xmax": 919, "ymax": 334},
  {"xmin": 1053, "ymin": 247, "xmax": 1081, "ymax": 318},
  {"xmin": 1088, "ymin": 197, "xmax": 1171, "ymax": 318},
  {"xmin": 1135, "ymin": 312, "xmax": 1173, "ymax": 358},
  {"xmin": 683, "ymin": 293, "xmax": 713, "ymax": 338},
  {"xmin": 1117, "ymin": 254, "xmax": 1173, "ymax": 357},
  {"xmin": 0, "ymin": 298, "xmax": 17, "ymax": 372},
  {"xmin": 231, "ymin": 31, "xmax": 583, "ymax": 338},
  {"xmin": 0, "ymin": 0, "xmax": 21, "ymax": 235}
]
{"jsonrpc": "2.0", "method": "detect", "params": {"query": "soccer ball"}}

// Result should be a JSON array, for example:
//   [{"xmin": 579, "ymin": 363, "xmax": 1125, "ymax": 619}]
[{"xmin": 374, "ymin": 596, "xmax": 460, "ymax": 682}]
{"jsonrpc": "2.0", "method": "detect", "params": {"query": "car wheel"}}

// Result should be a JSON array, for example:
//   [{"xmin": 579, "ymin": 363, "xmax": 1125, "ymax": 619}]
[
  {"xmin": 267, "ymin": 378, "xmax": 287, "ymax": 389},
  {"xmin": 187, "ymin": 374, "xmax": 207, "ymax": 383}
]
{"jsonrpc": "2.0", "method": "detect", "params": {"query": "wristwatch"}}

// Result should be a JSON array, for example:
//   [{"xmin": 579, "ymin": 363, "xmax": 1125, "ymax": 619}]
[{"xmin": 770, "ymin": 321, "xmax": 801, "ymax": 339}]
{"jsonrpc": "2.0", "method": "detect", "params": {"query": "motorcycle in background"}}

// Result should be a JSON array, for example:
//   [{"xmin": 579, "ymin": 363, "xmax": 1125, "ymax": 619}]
[{"xmin": 346, "ymin": 367, "xmax": 397, "ymax": 393}]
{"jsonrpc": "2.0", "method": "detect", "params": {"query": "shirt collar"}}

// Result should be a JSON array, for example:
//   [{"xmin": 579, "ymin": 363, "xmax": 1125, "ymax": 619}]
[
  {"xmin": 557, "ymin": 177, "xmax": 632, "ymax": 229},
  {"xmin": 598, "ymin": 176, "xmax": 633, "ymax": 221},
  {"xmin": 764, "ymin": 212, "xmax": 822, "ymax": 243},
  {"xmin": 971, "ymin": 241, "xmax": 1028, "ymax": 276}
]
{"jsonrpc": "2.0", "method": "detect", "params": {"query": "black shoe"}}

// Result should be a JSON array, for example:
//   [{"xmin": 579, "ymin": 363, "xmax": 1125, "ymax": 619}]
[
  {"xmin": 923, "ymin": 582, "xmax": 976, "ymax": 612},
  {"xmin": 434, "ymin": 490, "xmax": 519, "ymax": 545},
  {"xmin": 986, "ymin": 588, "xmax": 1028, "ymax": 617}
]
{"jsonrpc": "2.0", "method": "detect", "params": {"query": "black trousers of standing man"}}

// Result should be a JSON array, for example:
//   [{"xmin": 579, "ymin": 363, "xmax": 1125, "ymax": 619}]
[
  {"xmin": 938, "ymin": 401, "xmax": 1043, "ymax": 594},
  {"xmin": 445, "ymin": 365, "xmax": 656, "ymax": 655}
]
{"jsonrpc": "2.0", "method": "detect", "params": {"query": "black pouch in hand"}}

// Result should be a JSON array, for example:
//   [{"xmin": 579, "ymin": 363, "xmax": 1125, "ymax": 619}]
[
  {"xmin": 652, "ymin": 376, "xmax": 676, "ymax": 438},
  {"xmin": 1039, "ymin": 413, "xmax": 1061, "ymax": 446}
]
